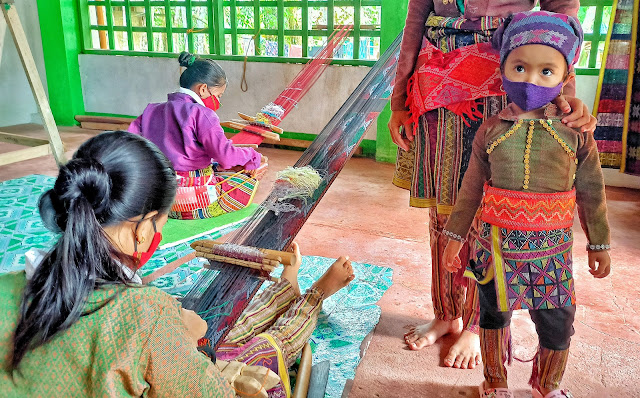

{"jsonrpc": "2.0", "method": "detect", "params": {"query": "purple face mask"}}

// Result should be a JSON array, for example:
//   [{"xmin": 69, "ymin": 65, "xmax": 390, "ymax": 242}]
[{"xmin": 501, "ymin": 75, "xmax": 563, "ymax": 111}]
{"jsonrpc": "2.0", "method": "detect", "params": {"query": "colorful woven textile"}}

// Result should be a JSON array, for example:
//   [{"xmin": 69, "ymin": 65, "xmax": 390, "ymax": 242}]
[
  {"xmin": 594, "ymin": 0, "xmax": 636, "ymax": 168},
  {"xmin": 466, "ymin": 219, "xmax": 576, "ymax": 312},
  {"xmin": 394, "ymin": 12, "xmax": 508, "ymax": 213},
  {"xmin": 171, "ymin": 166, "xmax": 259, "ymax": 220},
  {"xmin": 480, "ymin": 183, "xmax": 576, "ymax": 231},
  {"xmin": 623, "ymin": 0, "xmax": 640, "ymax": 175},
  {"xmin": 408, "ymin": 40, "xmax": 503, "ymax": 124}
]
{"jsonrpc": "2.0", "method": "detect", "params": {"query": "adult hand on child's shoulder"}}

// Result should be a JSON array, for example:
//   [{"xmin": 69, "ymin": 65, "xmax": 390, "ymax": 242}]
[
  {"xmin": 588, "ymin": 250, "xmax": 611, "ymax": 278},
  {"xmin": 555, "ymin": 96, "xmax": 597, "ymax": 133}
]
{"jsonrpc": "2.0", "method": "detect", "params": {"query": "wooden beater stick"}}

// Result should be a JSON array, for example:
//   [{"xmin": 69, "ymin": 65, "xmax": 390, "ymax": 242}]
[{"xmin": 191, "ymin": 240, "xmax": 296, "ymax": 266}]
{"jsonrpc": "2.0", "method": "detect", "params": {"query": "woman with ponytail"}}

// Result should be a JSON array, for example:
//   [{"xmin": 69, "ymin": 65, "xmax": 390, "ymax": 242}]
[
  {"xmin": 0, "ymin": 130, "xmax": 356, "ymax": 398},
  {"xmin": 0, "ymin": 131, "xmax": 234, "ymax": 397},
  {"xmin": 129, "ymin": 52, "xmax": 267, "ymax": 220}
]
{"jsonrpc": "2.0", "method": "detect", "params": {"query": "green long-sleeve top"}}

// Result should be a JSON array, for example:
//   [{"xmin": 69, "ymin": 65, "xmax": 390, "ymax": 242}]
[
  {"xmin": 0, "ymin": 271, "xmax": 235, "ymax": 398},
  {"xmin": 444, "ymin": 103, "xmax": 610, "ymax": 247}
]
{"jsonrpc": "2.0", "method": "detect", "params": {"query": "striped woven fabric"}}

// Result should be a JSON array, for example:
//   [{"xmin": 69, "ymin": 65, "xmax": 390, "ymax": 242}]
[
  {"xmin": 623, "ymin": 0, "xmax": 640, "ymax": 176},
  {"xmin": 480, "ymin": 183, "xmax": 576, "ymax": 231},
  {"xmin": 170, "ymin": 166, "xmax": 259, "ymax": 220},
  {"xmin": 594, "ymin": 0, "xmax": 636, "ymax": 168}
]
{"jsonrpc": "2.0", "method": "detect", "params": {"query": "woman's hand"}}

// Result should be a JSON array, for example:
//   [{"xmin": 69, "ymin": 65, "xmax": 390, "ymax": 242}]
[
  {"xmin": 553, "ymin": 96, "xmax": 597, "ymax": 133},
  {"xmin": 388, "ymin": 110, "xmax": 413, "ymax": 151},
  {"xmin": 442, "ymin": 240, "xmax": 464, "ymax": 273},
  {"xmin": 588, "ymin": 250, "xmax": 611, "ymax": 278},
  {"xmin": 246, "ymin": 154, "xmax": 268, "ymax": 178}
]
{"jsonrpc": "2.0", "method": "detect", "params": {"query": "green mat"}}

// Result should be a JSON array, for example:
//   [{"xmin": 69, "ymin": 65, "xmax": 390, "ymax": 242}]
[{"xmin": 159, "ymin": 204, "xmax": 258, "ymax": 249}]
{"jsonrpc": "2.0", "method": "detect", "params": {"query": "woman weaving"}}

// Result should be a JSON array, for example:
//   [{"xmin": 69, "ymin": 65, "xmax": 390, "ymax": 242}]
[{"xmin": 0, "ymin": 131, "xmax": 354, "ymax": 397}]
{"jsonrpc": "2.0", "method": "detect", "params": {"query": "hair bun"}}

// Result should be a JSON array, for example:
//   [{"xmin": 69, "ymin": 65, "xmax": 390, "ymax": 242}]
[
  {"xmin": 54, "ymin": 158, "xmax": 112, "ymax": 220},
  {"xmin": 178, "ymin": 51, "xmax": 198, "ymax": 67}
]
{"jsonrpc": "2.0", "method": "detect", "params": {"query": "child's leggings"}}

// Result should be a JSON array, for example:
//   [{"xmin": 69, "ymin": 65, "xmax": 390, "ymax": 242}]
[
  {"xmin": 477, "ymin": 280, "xmax": 575, "ymax": 391},
  {"xmin": 223, "ymin": 280, "xmax": 323, "ymax": 367}
]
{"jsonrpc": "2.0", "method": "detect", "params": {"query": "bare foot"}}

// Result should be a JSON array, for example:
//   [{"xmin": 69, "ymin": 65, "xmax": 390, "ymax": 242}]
[
  {"xmin": 404, "ymin": 318, "xmax": 462, "ymax": 351},
  {"xmin": 444, "ymin": 330, "xmax": 481, "ymax": 369},
  {"xmin": 280, "ymin": 242, "xmax": 302, "ymax": 296},
  {"xmin": 312, "ymin": 256, "xmax": 355, "ymax": 298}
]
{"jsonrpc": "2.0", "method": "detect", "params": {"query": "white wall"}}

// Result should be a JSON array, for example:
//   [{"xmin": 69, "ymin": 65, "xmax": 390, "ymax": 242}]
[
  {"xmin": 0, "ymin": 0, "xmax": 47, "ymax": 127},
  {"xmin": 78, "ymin": 54, "xmax": 377, "ymax": 139}
]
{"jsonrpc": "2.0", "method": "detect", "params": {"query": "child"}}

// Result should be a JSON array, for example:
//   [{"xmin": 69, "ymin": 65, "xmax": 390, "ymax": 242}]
[
  {"xmin": 441, "ymin": 11, "xmax": 611, "ymax": 398},
  {"xmin": 0, "ymin": 131, "xmax": 355, "ymax": 398},
  {"xmin": 129, "ymin": 51, "xmax": 266, "ymax": 219}
]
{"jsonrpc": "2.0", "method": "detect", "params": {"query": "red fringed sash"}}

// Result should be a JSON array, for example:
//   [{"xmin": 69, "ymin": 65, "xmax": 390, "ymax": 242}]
[{"xmin": 407, "ymin": 41, "xmax": 504, "ymax": 127}]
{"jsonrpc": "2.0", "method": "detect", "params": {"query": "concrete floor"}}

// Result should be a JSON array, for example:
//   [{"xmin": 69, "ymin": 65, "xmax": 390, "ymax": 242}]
[{"xmin": 1, "ymin": 124, "xmax": 639, "ymax": 397}]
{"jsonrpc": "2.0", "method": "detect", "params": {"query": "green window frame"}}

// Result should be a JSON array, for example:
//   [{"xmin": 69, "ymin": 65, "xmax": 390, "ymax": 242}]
[
  {"xmin": 78, "ymin": 0, "xmax": 382, "ymax": 66},
  {"xmin": 575, "ymin": 0, "xmax": 615, "ymax": 76}
]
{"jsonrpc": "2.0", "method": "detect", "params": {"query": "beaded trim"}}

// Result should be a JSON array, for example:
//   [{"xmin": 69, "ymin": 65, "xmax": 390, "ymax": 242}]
[
  {"xmin": 586, "ymin": 243, "xmax": 611, "ymax": 251},
  {"xmin": 486, "ymin": 119, "xmax": 579, "ymax": 191},
  {"xmin": 443, "ymin": 229, "xmax": 466, "ymax": 243},
  {"xmin": 487, "ymin": 119, "xmax": 523, "ymax": 154}
]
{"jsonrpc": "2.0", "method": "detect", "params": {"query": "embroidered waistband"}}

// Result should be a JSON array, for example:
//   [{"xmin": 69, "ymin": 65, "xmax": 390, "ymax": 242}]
[{"xmin": 480, "ymin": 183, "xmax": 576, "ymax": 231}]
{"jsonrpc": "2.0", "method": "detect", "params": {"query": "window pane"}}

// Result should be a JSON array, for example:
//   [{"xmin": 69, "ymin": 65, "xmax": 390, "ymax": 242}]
[
  {"xmin": 173, "ymin": 33, "xmax": 188, "ymax": 52},
  {"xmin": 130, "ymin": 6, "xmax": 147, "ymax": 27},
  {"xmin": 225, "ymin": 34, "xmax": 233, "ymax": 54},
  {"xmin": 361, "ymin": 6, "xmax": 381, "ymax": 28},
  {"xmin": 596, "ymin": 41, "xmax": 606, "ymax": 68},
  {"xmin": 172, "ymin": 6, "xmax": 187, "ymax": 28},
  {"xmin": 309, "ymin": 7, "xmax": 327, "ymax": 29},
  {"xmin": 334, "ymin": 6, "xmax": 354, "ymax": 26},
  {"xmin": 193, "ymin": 33, "xmax": 210, "ymax": 54},
  {"xmin": 114, "ymin": 31, "xmax": 128, "ymax": 50},
  {"xmin": 334, "ymin": 36, "xmax": 353, "ymax": 59},
  {"xmin": 601, "ymin": 6, "xmax": 613, "ymax": 34},
  {"xmin": 111, "ymin": 6, "xmax": 127, "ymax": 27},
  {"xmin": 237, "ymin": 7, "xmax": 254, "ymax": 29},
  {"xmin": 153, "ymin": 32, "xmax": 167, "ymax": 52},
  {"xmin": 285, "ymin": 36, "xmax": 302, "ymax": 57},
  {"xmin": 152, "ymin": 7, "xmax": 166, "ymax": 28},
  {"xmin": 284, "ymin": 8, "xmax": 302, "ymax": 30},
  {"xmin": 360, "ymin": 37, "xmax": 380, "ymax": 60},
  {"xmin": 192, "ymin": 7, "xmax": 208, "ymax": 29},
  {"xmin": 238, "ymin": 34, "xmax": 257, "ymax": 55},
  {"xmin": 309, "ymin": 36, "xmax": 328, "ymax": 57},
  {"xmin": 261, "ymin": 35, "xmax": 279, "ymax": 56},
  {"xmin": 133, "ymin": 32, "xmax": 148, "ymax": 51},
  {"xmin": 577, "ymin": 40, "xmax": 591, "ymax": 68},
  {"xmin": 577, "ymin": 6, "xmax": 595, "ymax": 34},
  {"xmin": 261, "ymin": 7, "xmax": 277, "ymax": 30},
  {"xmin": 89, "ymin": 6, "xmax": 107, "ymax": 26}
]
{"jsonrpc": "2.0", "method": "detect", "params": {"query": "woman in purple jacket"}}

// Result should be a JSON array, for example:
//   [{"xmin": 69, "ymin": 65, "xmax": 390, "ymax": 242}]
[
  {"xmin": 130, "ymin": 52, "xmax": 266, "ymax": 219},
  {"xmin": 387, "ymin": 0, "xmax": 597, "ymax": 370}
]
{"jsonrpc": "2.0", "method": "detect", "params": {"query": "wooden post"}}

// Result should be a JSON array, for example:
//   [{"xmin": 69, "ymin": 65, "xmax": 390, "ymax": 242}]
[{"xmin": 1, "ymin": 0, "xmax": 67, "ymax": 166}]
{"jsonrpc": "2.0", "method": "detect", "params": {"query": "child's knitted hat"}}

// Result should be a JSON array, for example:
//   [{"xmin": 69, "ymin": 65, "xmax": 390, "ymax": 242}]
[{"xmin": 492, "ymin": 10, "xmax": 583, "ymax": 67}]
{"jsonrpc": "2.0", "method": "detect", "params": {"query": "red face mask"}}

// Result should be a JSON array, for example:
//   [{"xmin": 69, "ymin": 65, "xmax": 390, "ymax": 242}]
[
  {"xmin": 133, "ymin": 219, "xmax": 163, "ymax": 269},
  {"xmin": 202, "ymin": 92, "xmax": 220, "ymax": 112}
]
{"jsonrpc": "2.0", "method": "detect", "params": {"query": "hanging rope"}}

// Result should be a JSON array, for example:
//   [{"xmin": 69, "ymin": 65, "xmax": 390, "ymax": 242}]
[{"xmin": 241, "ymin": 28, "xmax": 261, "ymax": 92}]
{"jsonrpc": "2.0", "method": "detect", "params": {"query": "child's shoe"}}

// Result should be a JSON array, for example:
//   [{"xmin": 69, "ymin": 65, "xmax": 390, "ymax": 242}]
[
  {"xmin": 532, "ymin": 388, "xmax": 574, "ymax": 398},
  {"xmin": 478, "ymin": 381, "xmax": 514, "ymax": 398}
]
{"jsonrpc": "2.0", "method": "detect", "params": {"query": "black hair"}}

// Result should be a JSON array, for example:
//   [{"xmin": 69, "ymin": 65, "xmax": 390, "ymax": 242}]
[
  {"xmin": 178, "ymin": 51, "xmax": 227, "ymax": 90},
  {"xmin": 10, "ymin": 131, "xmax": 177, "ymax": 371}
]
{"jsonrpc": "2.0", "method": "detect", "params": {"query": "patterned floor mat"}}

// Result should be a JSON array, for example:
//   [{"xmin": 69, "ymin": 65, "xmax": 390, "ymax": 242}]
[{"xmin": 0, "ymin": 175, "xmax": 393, "ymax": 397}]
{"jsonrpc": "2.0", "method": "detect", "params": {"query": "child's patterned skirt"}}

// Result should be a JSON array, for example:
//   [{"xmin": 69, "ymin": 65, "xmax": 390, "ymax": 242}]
[{"xmin": 465, "ymin": 183, "xmax": 577, "ymax": 312}]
